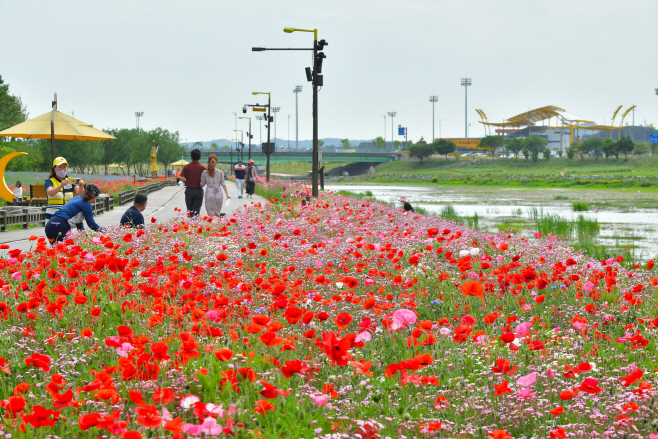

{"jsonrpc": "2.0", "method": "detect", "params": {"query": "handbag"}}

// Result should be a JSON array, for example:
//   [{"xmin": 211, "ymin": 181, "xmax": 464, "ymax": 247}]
[{"xmin": 248, "ymin": 176, "xmax": 255, "ymax": 183}]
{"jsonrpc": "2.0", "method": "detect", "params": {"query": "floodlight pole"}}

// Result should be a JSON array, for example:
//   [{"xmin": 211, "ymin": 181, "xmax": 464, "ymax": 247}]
[
  {"xmin": 461, "ymin": 78, "xmax": 471, "ymax": 138},
  {"xmin": 430, "ymin": 96, "xmax": 438, "ymax": 141},
  {"xmin": 272, "ymin": 107, "xmax": 281, "ymax": 148},
  {"xmin": 387, "ymin": 112, "xmax": 396, "ymax": 148}
]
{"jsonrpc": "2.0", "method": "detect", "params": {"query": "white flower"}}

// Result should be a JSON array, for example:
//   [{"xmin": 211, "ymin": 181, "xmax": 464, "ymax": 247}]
[
  {"xmin": 335, "ymin": 282, "xmax": 344, "ymax": 289},
  {"xmin": 470, "ymin": 248, "xmax": 480, "ymax": 256},
  {"xmin": 459, "ymin": 250, "xmax": 469, "ymax": 257}
]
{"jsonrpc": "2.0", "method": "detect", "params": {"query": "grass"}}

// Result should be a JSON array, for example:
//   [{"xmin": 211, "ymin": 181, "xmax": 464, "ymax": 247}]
[
  {"xmin": 554, "ymin": 195, "xmax": 569, "ymax": 200},
  {"xmin": 439, "ymin": 204, "xmax": 461, "ymax": 222},
  {"xmin": 572, "ymin": 202, "xmax": 589, "ymax": 211},
  {"xmin": 528, "ymin": 207, "xmax": 599, "ymax": 240}
]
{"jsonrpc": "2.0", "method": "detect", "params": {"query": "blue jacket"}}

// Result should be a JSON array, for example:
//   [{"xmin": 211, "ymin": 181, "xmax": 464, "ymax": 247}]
[
  {"xmin": 50, "ymin": 195, "xmax": 102, "ymax": 231},
  {"xmin": 120, "ymin": 206, "xmax": 145, "ymax": 228},
  {"xmin": 234, "ymin": 163, "xmax": 246, "ymax": 179}
]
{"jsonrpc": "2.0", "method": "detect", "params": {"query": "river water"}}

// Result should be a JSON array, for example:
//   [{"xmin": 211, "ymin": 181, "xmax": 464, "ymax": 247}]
[{"xmin": 326, "ymin": 184, "xmax": 658, "ymax": 260}]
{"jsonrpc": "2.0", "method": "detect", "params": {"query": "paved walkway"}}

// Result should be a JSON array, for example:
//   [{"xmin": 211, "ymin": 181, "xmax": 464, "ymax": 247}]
[{"xmin": 0, "ymin": 181, "xmax": 265, "ymax": 252}]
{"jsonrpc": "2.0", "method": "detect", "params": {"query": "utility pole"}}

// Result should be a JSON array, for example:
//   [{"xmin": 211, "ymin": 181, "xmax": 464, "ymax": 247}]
[
  {"xmin": 256, "ymin": 115, "xmax": 263, "ymax": 145},
  {"xmin": 135, "ymin": 112, "xmax": 144, "ymax": 131},
  {"xmin": 387, "ymin": 112, "xmax": 396, "ymax": 148},
  {"xmin": 382, "ymin": 115, "xmax": 386, "ymax": 142},
  {"xmin": 632, "ymin": 105, "xmax": 635, "ymax": 142},
  {"xmin": 272, "ymin": 107, "xmax": 281, "ymax": 148},
  {"xmin": 288, "ymin": 115, "xmax": 290, "ymax": 149},
  {"xmin": 293, "ymin": 86, "xmax": 302, "ymax": 150},
  {"xmin": 461, "ymin": 78, "xmax": 471, "ymax": 138},
  {"xmin": 429, "ymin": 96, "xmax": 438, "ymax": 141}
]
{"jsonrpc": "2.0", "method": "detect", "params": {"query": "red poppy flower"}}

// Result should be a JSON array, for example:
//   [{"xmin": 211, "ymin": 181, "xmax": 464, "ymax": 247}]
[
  {"xmin": 321, "ymin": 332, "xmax": 354, "ymax": 366},
  {"xmin": 549, "ymin": 406, "xmax": 564, "ymax": 417},
  {"xmin": 578, "ymin": 378, "xmax": 601, "ymax": 394},
  {"xmin": 550, "ymin": 427, "xmax": 566, "ymax": 438},
  {"xmin": 620, "ymin": 369, "xmax": 643, "ymax": 387},
  {"xmin": 254, "ymin": 399, "xmax": 274, "ymax": 414},
  {"xmin": 460, "ymin": 281, "xmax": 484, "ymax": 299},
  {"xmin": 492, "ymin": 359, "xmax": 517, "ymax": 375},
  {"xmin": 25, "ymin": 353, "xmax": 51, "ymax": 372},
  {"xmin": 136, "ymin": 404, "xmax": 161, "ymax": 427},
  {"xmin": 150, "ymin": 343, "xmax": 171, "ymax": 362},
  {"xmin": 281, "ymin": 359, "xmax": 309, "ymax": 378},
  {"xmin": 494, "ymin": 381, "xmax": 512, "ymax": 396},
  {"xmin": 214, "ymin": 348, "xmax": 234, "ymax": 361},
  {"xmin": 489, "ymin": 429, "xmax": 513, "ymax": 439},
  {"xmin": 334, "ymin": 312, "xmax": 353, "ymax": 330}
]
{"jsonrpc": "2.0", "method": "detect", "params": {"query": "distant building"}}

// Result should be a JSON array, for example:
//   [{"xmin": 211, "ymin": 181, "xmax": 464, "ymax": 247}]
[{"xmin": 435, "ymin": 138, "xmax": 482, "ymax": 151}]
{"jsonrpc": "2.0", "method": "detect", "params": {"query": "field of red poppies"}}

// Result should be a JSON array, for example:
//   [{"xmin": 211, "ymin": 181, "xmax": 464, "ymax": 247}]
[{"xmin": 0, "ymin": 182, "xmax": 657, "ymax": 439}]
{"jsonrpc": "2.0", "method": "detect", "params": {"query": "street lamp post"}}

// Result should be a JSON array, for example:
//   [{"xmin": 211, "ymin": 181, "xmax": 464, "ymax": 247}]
[
  {"xmin": 249, "ymin": 92, "xmax": 273, "ymax": 182},
  {"xmin": 255, "ymin": 115, "xmax": 263, "ymax": 145},
  {"xmin": 135, "ymin": 112, "xmax": 144, "ymax": 130},
  {"xmin": 429, "ymin": 96, "xmax": 438, "ymax": 141},
  {"xmin": 272, "ymin": 107, "xmax": 281, "ymax": 148},
  {"xmin": 239, "ymin": 117, "xmax": 252, "ymax": 160},
  {"xmin": 461, "ymin": 78, "xmax": 471, "ymax": 138},
  {"xmin": 254, "ymin": 29, "xmax": 326, "ymax": 197},
  {"xmin": 288, "ymin": 115, "xmax": 291, "ymax": 149},
  {"xmin": 293, "ymin": 86, "xmax": 302, "ymax": 150},
  {"xmin": 233, "ymin": 130, "xmax": 243, "ymax": 161},
  {"xmin": 387, "ymin": 112, "xmax": 396, "ymax": 149},
  {"xmin": 382, "ymin": 115, "xmax": 386, "ymax": 143},
  {"xmin": 232, "ymin": 112, "xmax": 238, "ymax": 156}
]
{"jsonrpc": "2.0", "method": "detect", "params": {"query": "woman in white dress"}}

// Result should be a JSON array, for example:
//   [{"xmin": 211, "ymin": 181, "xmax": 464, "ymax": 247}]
[{"xmin": 200, "ymin": 155, "xmax": 231, "ymax": 216}]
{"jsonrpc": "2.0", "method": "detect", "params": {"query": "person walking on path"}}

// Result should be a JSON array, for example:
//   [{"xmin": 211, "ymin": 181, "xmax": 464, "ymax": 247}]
[
  {"xmin": 245, "ymin": 159, "xmax": 258, "ymax": 198},
  {"xmin": 398, "ymin": 196, "xmax": 415, "ymax": 212},
  {"xmin": 234, "ymin": 159, "xmax": 246, "ymax": 198},
  {"xmin": 179, "ymin": 149, "xmax": 206, "ymax": 218},
  {"xmin": 45, "ymin": 183, "xmax": 103, "ymax": 243},
  {"xmin": 120, "ymin": 193, "xmax": 147, "ymax": 228},
  {"xmin": 200, "ymin": 154, "xmax": 231, "ymax": 216},
  {"xmin": 45, "ymin": 157, "xmax": 85, "ymax": 220}
]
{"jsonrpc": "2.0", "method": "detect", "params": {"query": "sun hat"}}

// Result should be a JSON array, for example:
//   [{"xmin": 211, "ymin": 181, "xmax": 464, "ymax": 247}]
[
  {"xmin": 248, "ymin": 159, "xmax": 254, "ymax": 164},
  {"xmin": 53, "ymin": 157, "xmax": 68, "ymax": 167},
  {"xmin": 398, "ymin": 196, "xmax": 407, "ymax": 203}
]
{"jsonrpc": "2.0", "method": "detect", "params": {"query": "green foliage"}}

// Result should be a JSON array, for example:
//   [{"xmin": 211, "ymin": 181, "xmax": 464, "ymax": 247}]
[
  {"xmin": 602, "ymin": 138, "xmax": 617, "ymax": 159},
  {"xmin": 524, "ymin": 135, "xmax": 547, "ymax": 162},
  {"xmin": 572, "ymin": 202, "xmax": 589, "ymax": 211},
  {"xmin": 506, "ymin": 138, "xmax": 524, "ymax": 158},
  {"xmin": 580, "ymin": 138, "xmax": 603, "ymax": 160},
  {"xmin": 433, "ymin": 139, "xmax": 456, "ymax": 161},
  {"xmin": 408, "ymin": 138, "xmax": 434, "ymax": 162},
  {"xmin": 567, "ymin": 144, "xmax": 576, "ymax": 159},
  {"xmin": 372, "ymin": 136, "xmax": 386, "ymax": 151},
  {"xmin": 522, "ymin": 145, "xmax": 530, "ymax": 160},
  {"xmin": 340, "ymin": 138, "xmax": 351, "ymax": 150},
  {"xmin": 0, "ymin": 75, "xmax": 27, "ymax": 137},
  {"xmin": 616, "ymin": 136, "xmax": 634, "ymax": 158},
  {"xmin": 634, "ymin": 141, "xmax": 649, "ymax": 156},
  {"xmin": 543, "ymin": 147, "xmax": 551, "ymax": 160},
  {"xmin": 557, "ymin": 149, "xmax": 564, "ymax": 158},
  {"xmin": 478, "ymin": 135, "xmax": 505, "ymax": 158}
]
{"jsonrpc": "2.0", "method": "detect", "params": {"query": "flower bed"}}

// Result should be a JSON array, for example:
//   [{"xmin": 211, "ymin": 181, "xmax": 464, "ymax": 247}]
[{"xmin": 0, "ymin": 185, "xmax": 656, "ymax": 438}]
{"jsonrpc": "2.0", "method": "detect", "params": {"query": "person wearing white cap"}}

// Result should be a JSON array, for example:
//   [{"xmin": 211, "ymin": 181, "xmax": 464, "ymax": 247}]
[
  {"xmin": 245, "ymin": 159, "xmax": 258, "ymax": 198},
  {"xmin": 45, "ymin": 157, "xmax": 85, "ymax": 220},
  {"xmin": 398, "ymin": 196, "xmax": 414, "ymax": 212}
]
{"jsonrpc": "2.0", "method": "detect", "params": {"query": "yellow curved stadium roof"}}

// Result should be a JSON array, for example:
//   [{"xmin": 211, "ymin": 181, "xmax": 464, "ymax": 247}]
[{"xmin": 480, "ymin": 105, "xmax": 595, "ymax": 128}]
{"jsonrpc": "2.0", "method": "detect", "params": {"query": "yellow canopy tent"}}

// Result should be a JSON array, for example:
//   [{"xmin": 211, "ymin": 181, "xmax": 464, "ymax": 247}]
[{"xmin": 169, "ymin": 159, "xmax": 189, "ymax": 167}]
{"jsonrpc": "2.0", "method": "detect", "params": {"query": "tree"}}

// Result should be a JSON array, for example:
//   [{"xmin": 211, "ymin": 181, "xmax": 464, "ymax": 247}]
[
  {"xmin": 557, "ymin": 149, "xmax": 564, "ymax": 158},
  {"xmin": 570, "ymin": 141, "xmax": 587, "ymax": 160},
  {"xmin": 210, "ymin": 142, "xmax": 218, "ymax": 151},
  {"xmin": 580, "ymin": 138, "xmax": 602, "ymax": 160},
  {"xmin": 478, "ymin": 135, "xmax": 505, "ymax": 158},
  {"xmin": 567, "ymin": 146, "xmax": 575, "ymax": 159},
  {"xmin": 0, "ymin": 75, "xmax": 27, "ymax": 137},
  {"xmin": 506, "ymin": 138, "xmax": 524, "ymax": 159},
  {"xmin": 602, "ymin": 139, "xmax": 617, "ymax": 160},
  {"xmin": 433, "ymin": 139, "xmax": 456, "ymax": 161},
  {"xmin": 372, "ymin": 136, "xmax": 386, "ymax": 151},
  {"xmin": 318, "ymin": 139, "xmax": 325, "ymax": 150},
  {"xmin": 524, "ymin": 135, "xmax": 547, "ymax": 162},
  {"xmin": 522, "ymin": 145, "xmax": 530, "ymax": 160},
  {"xmin": 543, "ymin": 147, "xmax": 551, "ymax": 160},
  {"xmin": 616, "ymin": 136, "xmax": 634, "ymax": 158},
  {"xmin": 408, "ymin": 138, "xmax": 434, "ymax": 162},
  {"xmin": 633, "ymin": 141, "xmax": 649, "ymax": 156},
  {"xmin": 340, "ymin": 139, "xmax": 351, "ymax": 150}
]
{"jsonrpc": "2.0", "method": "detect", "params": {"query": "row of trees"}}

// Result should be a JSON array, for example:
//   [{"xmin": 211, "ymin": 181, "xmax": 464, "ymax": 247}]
[
  {"xmin": 408, "ymin": 138, "xmax": 457, "ymax": 161},
  {"xmin": 568, "ymin": 137, "xmax": 645, "ymax": 160},
  {"xmin": 0, "ymin": 74, "xmax": 186, "ymax": 175}
]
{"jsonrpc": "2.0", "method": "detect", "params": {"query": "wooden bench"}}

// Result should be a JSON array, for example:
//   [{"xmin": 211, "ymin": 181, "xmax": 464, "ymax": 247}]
[{"xmin": 29, "ymin": 184, "xmax": 48, "ymax": 206}]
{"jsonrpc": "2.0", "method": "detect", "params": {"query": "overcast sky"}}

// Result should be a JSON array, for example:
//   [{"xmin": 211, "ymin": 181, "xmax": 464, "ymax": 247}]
[{"xmin": 1, "ymin": 0, "xmax": 657, "ymax": 144}]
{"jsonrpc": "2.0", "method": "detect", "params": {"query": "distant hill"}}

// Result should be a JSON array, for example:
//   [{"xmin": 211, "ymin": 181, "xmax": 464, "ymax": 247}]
[{"xmin": 182, "ymin": 138, "xmax": 376, "ymax": 151}]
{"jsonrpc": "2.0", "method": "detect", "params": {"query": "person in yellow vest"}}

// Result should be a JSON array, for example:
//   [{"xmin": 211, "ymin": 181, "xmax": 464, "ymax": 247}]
[{"xmin": 45, "ymin": 157, "xmax": 85, "ymax": 220}]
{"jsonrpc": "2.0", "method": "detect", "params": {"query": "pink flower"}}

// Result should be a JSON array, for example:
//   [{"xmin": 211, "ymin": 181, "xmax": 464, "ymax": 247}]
[
  {"xmin": 391, "ymin": 309, "xmax": 417, "ymax": 330},
  {"xmin": 439, "ymin": 328, "xmax": 452, "ymax": 336},
  {"xmin": 116, "ymin": 342, "xmax": 134, "ymax": 357},
  {"xmin": 11, "ymin": 272, "xmax": 21, "ymax": 280},
  {"xmin": 467, "ymin": 271, "xmax": 479, "ymax": 280},
  {"xmin": 516, "ymin": 372, "xmax": 537, "ymax": 387},
  {"xmin": 573, "ymin": 321, "xmax": 587, "ymax": 331},
  {"xmin": 546, "ymin": 369, "xmax": 555, "ymax": 378},
  {"xmin": 180, "ymin": 394, "xmax": 201, "ymax": 409},
  {"xmin": 355, "ymin": 332, "xmax": 371, "ymax": 344},
  {"xmin": 518, "ymin": 387, "xmax": 535, "ymax": 398},
  {"xmin": 515, "ymin": 322, "xmax": 532, "ymax": 337},
  {"xmin": 312, "ymin": 395, "xmax": 329, "ymax": 406},
  {"xmin": 583, "ymin": 281, "xmax": 594, "ymax": 291},
  {"xmin": 364, "ymin": 278, "xmax": 376, "ymax": 286}
]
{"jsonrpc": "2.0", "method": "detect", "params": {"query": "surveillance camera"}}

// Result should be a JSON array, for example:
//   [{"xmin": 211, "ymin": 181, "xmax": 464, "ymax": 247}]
[{"xmin": 242, "ymin": 106, "xmax": 247, "ymax": 114}]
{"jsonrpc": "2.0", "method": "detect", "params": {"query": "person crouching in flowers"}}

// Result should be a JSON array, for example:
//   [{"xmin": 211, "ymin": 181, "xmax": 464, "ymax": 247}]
[
  {"xmin": 398, "ymin": 196, "xmax": 414, "ymax": 212},
  {"xmin": 45, "ymin": 183, "xmax": 103, "ymax": 244}
]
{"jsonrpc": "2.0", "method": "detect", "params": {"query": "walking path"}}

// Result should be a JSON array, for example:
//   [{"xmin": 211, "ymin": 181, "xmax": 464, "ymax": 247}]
[{"xmin": 0, "ymin": 181, "xmax": 264, "ymax": 252}]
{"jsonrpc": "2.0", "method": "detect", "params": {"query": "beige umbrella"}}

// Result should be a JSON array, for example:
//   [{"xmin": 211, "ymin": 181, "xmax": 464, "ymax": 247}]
[{"xmin": 0, "ymin": 93, "xmax": 115, "ymax": 161}]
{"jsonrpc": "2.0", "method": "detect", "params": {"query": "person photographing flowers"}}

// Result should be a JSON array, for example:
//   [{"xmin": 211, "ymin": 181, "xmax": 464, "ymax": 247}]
[
  {"xmin": 45, "ymin": 183, "xmax": 103, "ymax": 243},
  {"xmin": 45, "ymin": 157, "xmax": 84, "ymax": 220}
]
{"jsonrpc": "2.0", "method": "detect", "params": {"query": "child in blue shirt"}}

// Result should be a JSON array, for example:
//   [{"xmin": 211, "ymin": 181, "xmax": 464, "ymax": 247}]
[{"xmin": 120, "ymin": 193, "xmax": 147, "ymax": 228}]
